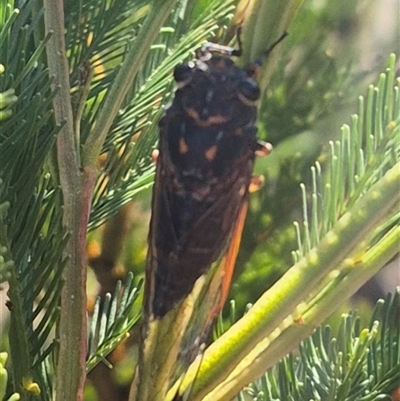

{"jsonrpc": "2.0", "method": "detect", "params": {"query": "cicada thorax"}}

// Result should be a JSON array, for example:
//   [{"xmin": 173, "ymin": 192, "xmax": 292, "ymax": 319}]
[{"xmin": 146, "ymin": 52, "xmax": 261, "ymax": 319}]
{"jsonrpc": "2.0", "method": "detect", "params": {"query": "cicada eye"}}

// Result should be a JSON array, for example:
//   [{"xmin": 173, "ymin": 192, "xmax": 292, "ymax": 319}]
[
  {"xmin": 173, "ymin": 64, "xmax": 194, "ymax": 85},
  {"xmin": 237, "ymin": 78, "xmax": 260, "ymax": 103}
]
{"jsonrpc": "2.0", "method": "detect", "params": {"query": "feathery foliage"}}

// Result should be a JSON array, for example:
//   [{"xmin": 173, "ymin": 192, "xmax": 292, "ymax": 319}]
[
  {"xmin": 242, "ymin": 289, "xmax": 400, "ymax": 401},
  {"xmin": 86, "ymin": 274, "xmax": 142, "ymax": 373},
  {"xmin": 0, "ymin": 1, "xmax": 65, "ymax": 398}
]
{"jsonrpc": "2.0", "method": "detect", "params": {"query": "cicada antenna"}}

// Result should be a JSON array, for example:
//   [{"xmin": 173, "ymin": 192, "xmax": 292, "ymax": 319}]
[
  {"xmin": 264, "ymin": 31, "xmax": 288, "ymax": 60},
  {"xmin": 247, "ymin": 31, "xmax": 288, "ymax": 77},
  {"xmin": 230, "ymin": 26, "xmax": 243, "ymax": 57},
  {"xmin": 234, "ymin": 27, "xmax": 288, "ymax": 60}
]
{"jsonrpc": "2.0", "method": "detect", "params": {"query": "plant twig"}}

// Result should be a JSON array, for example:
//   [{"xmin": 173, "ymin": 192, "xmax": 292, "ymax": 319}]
[{"xmin": 44, "ymin": 1, "xmax": 95, "ymax": 400}]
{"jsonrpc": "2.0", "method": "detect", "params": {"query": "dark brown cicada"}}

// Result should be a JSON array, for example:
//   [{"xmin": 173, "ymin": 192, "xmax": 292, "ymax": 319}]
[
  {"xmin": 132, "ymin": 33, "xmax": 286, "ymax": 401},
  {"xmin": 147, "ymin": 49, "xmax": 262, "ymax": 318}
]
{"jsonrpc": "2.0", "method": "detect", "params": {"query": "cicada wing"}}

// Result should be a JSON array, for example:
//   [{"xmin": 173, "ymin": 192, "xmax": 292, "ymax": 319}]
[
  {"xmin": 167, "ymin": 201, "xmax": 249, "ymax": 401},
  {"xmin": 135, "ymin": 157, "xmax": 252, "ymax": 400}
]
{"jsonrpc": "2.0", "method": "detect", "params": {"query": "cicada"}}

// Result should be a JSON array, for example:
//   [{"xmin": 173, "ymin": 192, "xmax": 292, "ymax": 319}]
[{"xmin": 131, "ymin": 32, "xmax": 286, "ymax": 401}]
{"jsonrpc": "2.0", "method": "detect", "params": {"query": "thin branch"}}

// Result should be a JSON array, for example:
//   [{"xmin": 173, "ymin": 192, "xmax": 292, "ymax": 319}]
[{"xmin": 44, "ymin": 1, "xmax": 94, "ymax": 400}]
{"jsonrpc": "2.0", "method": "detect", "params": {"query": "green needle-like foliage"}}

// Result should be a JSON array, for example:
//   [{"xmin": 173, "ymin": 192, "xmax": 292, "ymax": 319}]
[
  {"xmin": 293, "ymin": 54, "xmax": 399, "ymax": 259},
  {"xmin": 0, "ymin": 1, "xmax": 64, "ymax": 399},
  {"xmin": 87, "ymin": 273, "xmax": 142, "ymax": 373},
  {"xmin": 243, "ymin": 289, "xmax": 400, "ymax": 401}
]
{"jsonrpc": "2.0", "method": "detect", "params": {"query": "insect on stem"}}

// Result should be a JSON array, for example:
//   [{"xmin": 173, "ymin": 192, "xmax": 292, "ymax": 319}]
[{"xmin": 134, "ymin": 29, "xmax": 287, "ymax": 401}]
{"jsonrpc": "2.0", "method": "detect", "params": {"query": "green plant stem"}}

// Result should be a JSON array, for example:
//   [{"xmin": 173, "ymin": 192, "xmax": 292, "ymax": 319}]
[
  {"xmin": 82, "ymin": 0, "xmax": 179, "ymax": 167},
  {"xmin": 201, "ymin": 222, "xmax": 400, "ymax": 401},
  {"xmin": 175, "ymin": 162, "xmax": 400, "ymax": 401},
  {"xmin": 44, "ymin": 1, "xmax": 95, "ymax": 401}
]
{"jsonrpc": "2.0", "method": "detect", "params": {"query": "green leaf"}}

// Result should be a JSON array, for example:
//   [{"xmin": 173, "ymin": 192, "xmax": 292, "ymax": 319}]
[{"xmin": 86, "ymin": 274, "xmax": 142, "ymax": 373}]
